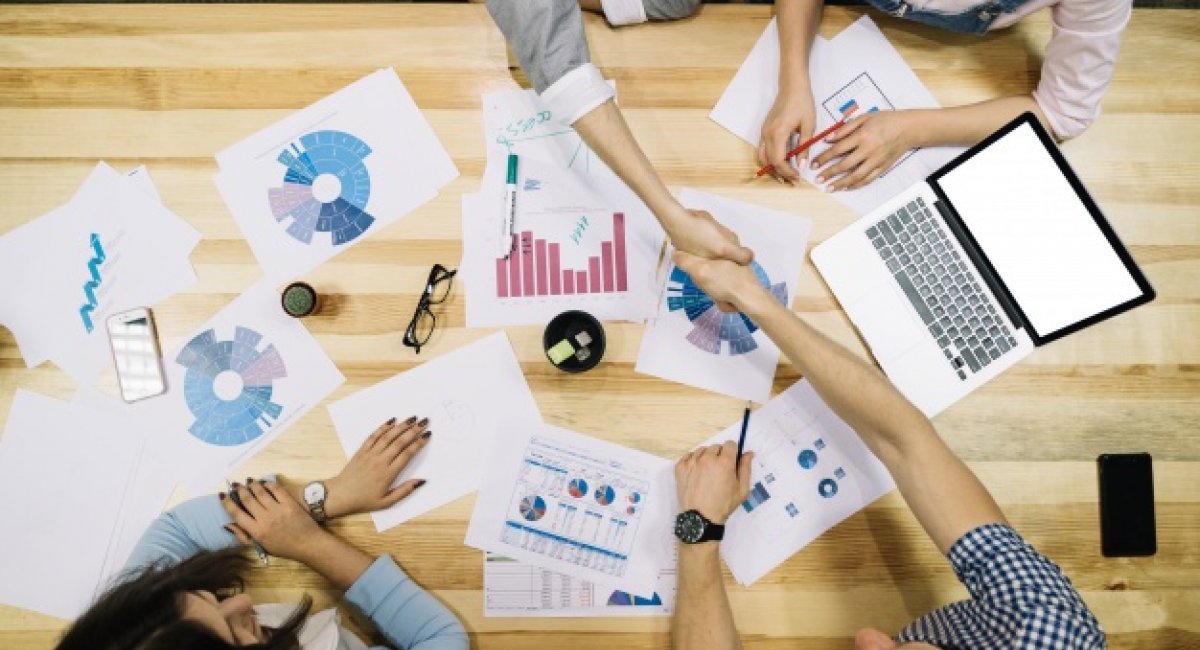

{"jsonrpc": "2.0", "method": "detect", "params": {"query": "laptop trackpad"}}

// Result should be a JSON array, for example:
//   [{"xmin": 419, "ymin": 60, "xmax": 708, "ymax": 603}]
[{"xmin": 846, "ymin": 285, "xmax": 925, "ymax": 363}]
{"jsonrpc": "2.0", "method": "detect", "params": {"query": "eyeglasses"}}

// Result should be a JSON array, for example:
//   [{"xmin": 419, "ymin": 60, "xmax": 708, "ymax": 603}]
[{"xmin": 403, "ymin": 263, "xmax": 458, "ymax": 354}]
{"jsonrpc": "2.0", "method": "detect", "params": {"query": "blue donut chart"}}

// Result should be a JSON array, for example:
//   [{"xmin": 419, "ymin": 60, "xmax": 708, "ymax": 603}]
[
  {"xmin": 176, "ymin": 326, "xmax": 287, "ymax": 447},
  {"xmin": 666, "ymin": 261, "xmax": 787, "ymax": 355},
  {"xmin": 818, "ymin": 478, "xmax": 839, "ymax": 499},
  {"xmin": 268, "ymin": 130, "xmax": 376, "ymax": 246}
]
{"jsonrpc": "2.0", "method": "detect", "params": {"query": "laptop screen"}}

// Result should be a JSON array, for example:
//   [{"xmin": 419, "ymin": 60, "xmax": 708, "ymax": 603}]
[{"xmin": 934, "ymin": 121, "xmax": 1146, "ymax": 340}]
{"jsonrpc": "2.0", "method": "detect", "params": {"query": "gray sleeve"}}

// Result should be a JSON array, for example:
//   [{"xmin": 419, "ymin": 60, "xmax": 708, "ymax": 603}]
[
  {"xmin": 485, "ymin": 0, "xmax": 592, "ymax": 94},
  {"xmin": 643, "ymin": 0, "xmax": 702, "ymax": 21}
]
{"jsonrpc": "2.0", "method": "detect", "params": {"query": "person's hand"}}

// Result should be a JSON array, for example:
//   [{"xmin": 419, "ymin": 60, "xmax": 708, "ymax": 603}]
[
  {"xmin": 758, "ymin": 84, "xmax": 817, "ymax": 183},
  {"xmin": 221, "ymin": 479, "xmax": 328, "ymax": 563},
  {"xmin": 667, "ymin": 209, "xmax": 754, "ymax": 265},
  {"xmin": 673, "ymin": 250, "xmax": 772, "ymax": 315},
  {"xmin": 675, "ymin": 442, "xmax": 753, "ymax": 525},
  {"xmin": 811, "ymin": 110, "xmax": 916, "ymax": 192},
  {"xmin": 324, "ymin": 416, "xmax": 432, "ymax": 518}
]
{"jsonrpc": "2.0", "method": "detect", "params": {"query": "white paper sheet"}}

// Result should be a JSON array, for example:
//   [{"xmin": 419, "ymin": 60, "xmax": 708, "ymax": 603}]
[
  {"xmin": 0, "ymin": 162, "xmax": 200, "ymax": 383},
  {"xmin": 0, "ymin": 391, "xmax": 146, "ymax": 618},
  {"xmin": 635, "ymin": 189, "xmax": 812, "ymax": 402},
  {"xmin": 700, "ymin": 380, "xmax": 895, "ymax": 586},
  {"xmin": 214, "ymin": 68, "xmax": 457, "ymax": 282},
  {"xmin": 710, "ymin": 16, "xmax": 966, "ymax": 215},
  {"xmin": 465, "ymin": 418, "xmax": 675, "ymax": 596},
  {"xmin": 484, "ymin": 552, "xmax": 676, "ymax": 617},
  {"xmin": 327, "ymin": 332, "xmax": 541, "ymax": 531},
  {"xmin": 461, "ymin": 88, "xmax": 666, "ymax": 326},
  {"xmin": 127, "ymin": 280, "xmax": 344, "ymax": 491},
  {"xmin": 71, "ymin": 387, "xmax": 179, "ymax": 588}
]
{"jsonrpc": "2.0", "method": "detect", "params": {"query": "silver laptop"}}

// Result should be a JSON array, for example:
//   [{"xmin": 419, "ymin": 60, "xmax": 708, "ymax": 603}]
[{"xmin": 812, "ymin": 113, "xmax": 1154, "ymax": 416}]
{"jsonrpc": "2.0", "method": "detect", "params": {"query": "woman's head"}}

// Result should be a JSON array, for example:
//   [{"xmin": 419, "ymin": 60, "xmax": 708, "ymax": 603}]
[{"xmin": 55, "ymin": 548, "xmax": 310, "ymax": 650}]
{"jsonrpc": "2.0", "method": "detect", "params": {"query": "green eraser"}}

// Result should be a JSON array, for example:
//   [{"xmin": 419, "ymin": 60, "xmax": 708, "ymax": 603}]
[{"xmin": 547, "ymin": 339, "xmax": 575, "ymax": 365}]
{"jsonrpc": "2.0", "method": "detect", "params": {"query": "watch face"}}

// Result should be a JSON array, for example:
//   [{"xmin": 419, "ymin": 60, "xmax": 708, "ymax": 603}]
[
  {"xmin": 675, "ymin": 510, "xmax": 706, "ymax": 543},
  {"xmin": 303, "ymin": 482, "xmax": 325, "ymax": 504}
]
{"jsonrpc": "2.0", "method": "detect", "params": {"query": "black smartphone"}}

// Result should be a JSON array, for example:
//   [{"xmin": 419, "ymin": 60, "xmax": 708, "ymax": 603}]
[{"xmin": 1097, "ymin": 453, "xmax": 1156, "ymax": 557}]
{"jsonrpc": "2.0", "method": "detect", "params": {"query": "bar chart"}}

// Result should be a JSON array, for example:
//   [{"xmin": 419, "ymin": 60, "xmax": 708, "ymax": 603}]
[{"xmin": 494, "ymin": 212, "xmax": 629, "ymax": 299}]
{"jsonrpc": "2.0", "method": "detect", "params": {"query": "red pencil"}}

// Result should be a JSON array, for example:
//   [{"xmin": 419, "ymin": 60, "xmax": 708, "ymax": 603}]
[{"xmin": 755, "ymin": 119, "xmax": 847, "ymax": 178}]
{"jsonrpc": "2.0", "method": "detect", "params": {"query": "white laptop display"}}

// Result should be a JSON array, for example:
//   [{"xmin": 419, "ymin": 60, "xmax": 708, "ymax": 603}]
[{"xmin": 812, "ymin": 113, "xmax": 1154, "ymax": 416}]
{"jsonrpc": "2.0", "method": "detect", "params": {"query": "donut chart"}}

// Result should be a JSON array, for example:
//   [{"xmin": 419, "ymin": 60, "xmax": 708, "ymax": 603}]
[
  {"xmin": 176, "ymin": 326, "xmax": 287, "ymax": 447},
  {"xmin": 666, "ymin": 261, "xmax": 787, "ymax": 355},
  {"xmin": 519, "ymin": 495, "xmax": 547, "ymax": 522},
  {"xmin": 268, "ymin": 130, "xmax": 375, "ymax": 246},
  {"xmin": 818, "ymin": 478, "xmax": 839, "ymax": 499},
  {"xmin": 607, "ymin": 590, "xmax": 663, "ymax": 607}
]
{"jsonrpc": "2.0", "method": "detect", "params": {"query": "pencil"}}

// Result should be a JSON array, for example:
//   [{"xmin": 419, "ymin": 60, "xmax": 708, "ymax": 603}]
[
  {"xmin": 225, "ymin": 480, "xmax": 270, "ymax": 567},
  {"xmin": 736, "ymin": 401, "xmax": 752, "ymax": 463},
  {"xmin": 755, "ymin": 119, "xmax": 846, "ymax": 178}
]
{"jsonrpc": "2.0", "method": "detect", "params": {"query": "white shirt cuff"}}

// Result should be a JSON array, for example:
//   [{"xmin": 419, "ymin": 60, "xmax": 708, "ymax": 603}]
[
  {"xmin": 601, "ymin": 0, "xmax": 648, "ymax": 26},
  {"xmin": 541, "ymin": 63, "xmax": 616, "ymax": 126}
]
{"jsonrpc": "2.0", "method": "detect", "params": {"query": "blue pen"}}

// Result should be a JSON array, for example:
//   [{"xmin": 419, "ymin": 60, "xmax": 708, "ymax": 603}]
[
  {"xmin": 736, "ymin": 401, "xmax": 752, "ymax": 463},
  {"xmin": 225, "ymin": 480, "xmax": 270, "ymax": 566}
]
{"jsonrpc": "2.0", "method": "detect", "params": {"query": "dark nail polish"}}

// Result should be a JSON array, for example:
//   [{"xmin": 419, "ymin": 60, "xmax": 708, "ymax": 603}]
[
  {"xmin": 219, "ymin": 492, "xmax": 227, "ymax": 500},
  {"xmin": 415, "ymin": 479, "xmax": 427, "ymax": 489},
  {"xmin": 421, "ymin": 430, "xmax": 432, "ymax": 440},
  {"xmin": 417, "ymin": 417, "xmax": 429, "ymax": 427},
  {"xmin": 385, "ymin": 416, "xmax": 396, "ymax": 426},
  {"xmin": 404, "ymin": 415, "xmax": 418, "ymax": 425},
  {"xmin": 246, "ymin": 477, "xmax": 254, "ymax": 484},
  {"xmin": 231, "ymin": 482, "xmax": 241, "ymax": 489}
]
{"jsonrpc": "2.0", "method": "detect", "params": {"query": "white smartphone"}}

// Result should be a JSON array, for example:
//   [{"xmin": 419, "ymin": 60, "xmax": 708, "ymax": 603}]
[{"xmin": 106, "ymin": 307, "xmax": 167, "ymax": 403}]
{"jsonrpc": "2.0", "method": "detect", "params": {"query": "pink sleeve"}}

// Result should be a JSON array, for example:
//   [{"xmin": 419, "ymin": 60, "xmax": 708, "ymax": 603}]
[{"xmin": 1032, "ymin": 0, "xmax": 1131, "ymax": 139}]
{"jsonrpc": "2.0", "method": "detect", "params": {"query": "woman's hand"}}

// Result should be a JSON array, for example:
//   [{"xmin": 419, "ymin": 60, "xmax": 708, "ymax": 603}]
[
  {"xmin": 222, "ymin": 480, "xmax": 327, "ymax": 563},
  {"xmin": 812, "ymin": 110, "xmax": 916, "ymax": 192},
  {"xmin": 325, "ymin": 416, "xmax": 432, "ymax": 518},
  {"xmin": 758, "ymin": 84, "xmax": 817, "ymax": 183}
]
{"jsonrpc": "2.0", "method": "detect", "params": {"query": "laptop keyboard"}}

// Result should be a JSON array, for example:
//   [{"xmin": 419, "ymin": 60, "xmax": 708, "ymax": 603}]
[{"xmin": 866, "ymin": 197, "xmax": 1018, "ymax": 380}]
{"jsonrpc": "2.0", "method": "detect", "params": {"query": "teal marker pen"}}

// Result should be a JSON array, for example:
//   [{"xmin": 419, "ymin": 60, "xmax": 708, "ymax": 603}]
[{"xmin": 501, "ymin": 154, "xmax": 519, "ymax": 259}]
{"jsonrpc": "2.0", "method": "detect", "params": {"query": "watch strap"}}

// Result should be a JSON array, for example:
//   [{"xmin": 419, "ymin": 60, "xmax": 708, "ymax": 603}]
[
  {"xmin": 304, "ymin": 481, "xmax": 328, "ymax": 524},
  {"xmin": 700, "ymin": 521, "xmax": 725, "ymax": 542}
]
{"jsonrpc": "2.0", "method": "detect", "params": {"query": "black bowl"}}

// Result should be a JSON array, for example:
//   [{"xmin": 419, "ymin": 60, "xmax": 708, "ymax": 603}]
[{"xmin": 543, "ymin": 310, "xmax": 606, "ymax": 373}]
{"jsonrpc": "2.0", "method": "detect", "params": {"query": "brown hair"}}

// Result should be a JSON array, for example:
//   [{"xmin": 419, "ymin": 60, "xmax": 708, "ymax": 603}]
[{"xmin": 55, "ymin": 548, "xmax": 312, "ymax": 650}]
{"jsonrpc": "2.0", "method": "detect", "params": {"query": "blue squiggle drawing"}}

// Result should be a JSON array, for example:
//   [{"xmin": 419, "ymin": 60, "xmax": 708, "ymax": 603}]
[{"xmin": 78, "ymin": 233, "xmax": 106, "ymax": 333}]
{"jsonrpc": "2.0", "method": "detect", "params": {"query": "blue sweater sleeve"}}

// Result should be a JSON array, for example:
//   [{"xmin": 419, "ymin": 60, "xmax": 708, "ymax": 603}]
[
  {"xmin": 345, "ymin": 556, "xmax": 469, "ymax": 650},
  {"xmin": 122, "ymin": 494, "xmax": 238, "ymax": 571},
  {"xmin": 123, "ymin": 491, "xmax": 468, "ymax": 650}
]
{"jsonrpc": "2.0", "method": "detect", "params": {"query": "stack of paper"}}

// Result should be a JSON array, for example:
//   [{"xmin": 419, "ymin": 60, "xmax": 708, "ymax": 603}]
[
  {"xmin": 465, "ymin": 418, "xmax": 676, "ymax": 598},
  {"xmin": 711, "ymin": 16, "xmax": 967, "ymax": 215},
  {"xmin": 484, "ymin": 552, "xmax": 676, "ymax": 617},
  {"xmin": 214, "ymin": 68, "xmax": 458, "ymax": 282},
  {"xmin": 0, "ymin": 391, "xmax": 177, "ymax": 619},
  {"xmin": 0, "ymin": 163, "xmax": 201, "ymax": 384},
  {"xmin": 460, "ymin": 87, "xmax": 667, "ymax": 326}
]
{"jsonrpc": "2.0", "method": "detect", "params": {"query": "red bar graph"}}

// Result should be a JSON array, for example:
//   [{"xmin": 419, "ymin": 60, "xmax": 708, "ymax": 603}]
[
  {"xmin": 494, "ymin": 211, "xmax": 630, "ymax": 298},
  {"xmin": 549, "ymin": 243, "xmax": 561, "ymax": 294}
]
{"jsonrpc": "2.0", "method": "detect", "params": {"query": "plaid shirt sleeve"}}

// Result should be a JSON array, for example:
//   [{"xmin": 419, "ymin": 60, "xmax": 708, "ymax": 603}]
[{"xmin": 896, "ymin": 523, "xmax": 1106, "ymax": 649}]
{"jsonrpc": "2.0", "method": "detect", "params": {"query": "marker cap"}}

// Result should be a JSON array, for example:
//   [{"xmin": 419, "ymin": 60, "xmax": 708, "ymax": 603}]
[{"xmin": 506, "ymin": 154, "xmax": 519, "ymax": 184}]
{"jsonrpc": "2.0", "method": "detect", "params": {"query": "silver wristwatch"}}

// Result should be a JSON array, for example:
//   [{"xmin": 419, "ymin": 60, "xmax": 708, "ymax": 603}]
[{"xmin": 302, "ymin": 481, "xmax": 329, "ymax": 524}]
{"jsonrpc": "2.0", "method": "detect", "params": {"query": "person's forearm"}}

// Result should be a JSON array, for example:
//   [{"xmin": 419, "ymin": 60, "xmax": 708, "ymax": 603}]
[
  {"xmin": 572, "ymin": 99, "xmax": 689, "ymax": 233},
  {"xmin": 294, "ymin": 531, "xmax": 375, "ymax": 591},
  {"xmin": 903, "ymin": 96, "xmax": 1052, "ymax": 148},
  {"xmin": 672, "ymin": 544, "xmax": 741, "ymax": 650},
  {"xmin": 741, "ymin": 292, "xmax": 931, "ymax": 459},
  {"xmin": 776, "ymin": 0, "xmax": 822, "ymax": 92}
]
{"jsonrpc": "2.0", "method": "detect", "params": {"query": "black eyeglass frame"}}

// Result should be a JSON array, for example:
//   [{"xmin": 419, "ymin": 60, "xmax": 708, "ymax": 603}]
[{"xmin": 403, "ymin": 263, "xmax": 458, "ymax": 354}]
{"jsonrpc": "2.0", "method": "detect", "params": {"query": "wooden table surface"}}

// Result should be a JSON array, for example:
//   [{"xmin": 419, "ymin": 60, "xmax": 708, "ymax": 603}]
[{"xmin": 1, "ymin": 4, "xmax": 1197, "ymax": 649}]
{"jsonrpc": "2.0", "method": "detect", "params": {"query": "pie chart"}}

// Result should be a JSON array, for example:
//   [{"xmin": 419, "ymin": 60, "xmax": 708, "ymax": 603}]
[
  {"xmin": 519, "ymin": 495, "xmax": 547, "ymax": 522},
  {"xmin": 268, "ymin": 129, "xmax": 375, "ymax": 246},
  {"xmin": 568, "ymin": 478, "xmax": 589, "ymax": 499},
  {"xmin": 798, "ymin": 449, "xmax": 818, "ymax": 470},
  {"xmin": 594, "ymin": 485, "xmax": 616, "ymax": 506}
]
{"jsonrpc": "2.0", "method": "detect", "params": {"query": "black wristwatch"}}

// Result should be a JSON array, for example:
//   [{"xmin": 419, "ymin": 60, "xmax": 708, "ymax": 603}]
[{"xmin": 674, "ymin": 509, "xmax": 725, "ymax": 544}]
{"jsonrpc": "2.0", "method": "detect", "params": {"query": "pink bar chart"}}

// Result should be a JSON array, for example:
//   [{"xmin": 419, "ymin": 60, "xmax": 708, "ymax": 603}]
[{"xmin": 495, "ymin": 212, "xmax": 629, "ymax": 298}]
